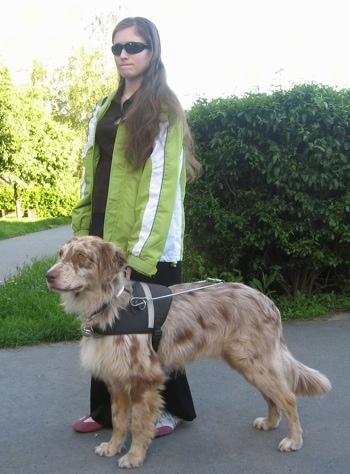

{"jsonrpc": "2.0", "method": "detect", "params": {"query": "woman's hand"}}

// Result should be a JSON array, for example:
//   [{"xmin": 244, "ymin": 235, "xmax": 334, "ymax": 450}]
[{"xmin": 124, "ymin": 266, "xmax": 132, "ymax": 280}]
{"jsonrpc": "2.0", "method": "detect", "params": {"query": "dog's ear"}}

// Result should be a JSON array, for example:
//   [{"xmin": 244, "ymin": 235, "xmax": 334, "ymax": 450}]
[{"xmin": 98, "ymin": 241, "xmax": 127, "ymax": 283}]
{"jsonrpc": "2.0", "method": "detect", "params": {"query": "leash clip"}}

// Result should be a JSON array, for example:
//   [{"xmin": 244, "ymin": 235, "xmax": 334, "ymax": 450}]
[
  {"xmin": 130, "ymin": 297, "xmax": 147, "ymax": 311},
  {"xmin": 82, "ymin": 326, "xmax": 101, "ymax": 338},
  {"xmin": 82, "ymin": 327, "xmax": 92, "ymax": 337}
]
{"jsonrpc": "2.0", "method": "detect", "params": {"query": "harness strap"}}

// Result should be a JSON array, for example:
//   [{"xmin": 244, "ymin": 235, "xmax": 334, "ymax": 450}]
[
  {"xmin": 139, "ymin": 282, "xmax": 155, "ymax": 329},
  {"xmin": 144, "ymin": 283, "xmax": 172, "ymax": 351},
  {"xmin": 83, "ymin": 282, "xmax": 172, "ymax": 352}
]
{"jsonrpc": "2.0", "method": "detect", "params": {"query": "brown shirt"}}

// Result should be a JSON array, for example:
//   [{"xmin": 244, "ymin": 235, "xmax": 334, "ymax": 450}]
[{"xmin": 92, "ymin": 95, "xmax": 132, "ymax": 213}]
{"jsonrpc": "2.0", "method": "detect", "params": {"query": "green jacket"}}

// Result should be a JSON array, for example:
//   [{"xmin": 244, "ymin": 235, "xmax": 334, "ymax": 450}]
[{"xmin": 71, "ymin": 93, "xmax": 187, "ymax": 276}]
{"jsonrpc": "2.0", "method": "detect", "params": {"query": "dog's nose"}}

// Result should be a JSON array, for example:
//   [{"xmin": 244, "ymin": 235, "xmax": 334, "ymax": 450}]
[{"xmin": 46, "ymin": 268, "xmax": 58, "ymax": 283}]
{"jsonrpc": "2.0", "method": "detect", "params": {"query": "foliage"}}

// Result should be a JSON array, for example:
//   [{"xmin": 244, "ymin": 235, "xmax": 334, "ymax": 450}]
[
  {"xmin": 0, "ymin": 68, "xmax": 21, "ymax": 174},
  {"xmin": 0, "ymin": 68, "xmax": 82, "ymax": 215},
  {"xmin": 48, "ymin": 47, "xmax": 115, "ymax": 133},
  {"xmin": 22, "ymin": 184, "xmax": 79, "ymax": 218},
  {"xmin": 276, "ymin": 292, "xmax": 350, "ymax": 321},
  {"xmin": 0, "ymin": 12, "xmax": 120, "ymax": 218},
  {"xmin": 186, "ymin": 83, "xmax": 350, "ymax": 297},
  {"xmin": 0, "ymin": 183, "xmax": 13, "ymax": 211},
  {"xmin": 0, "ymin": 11, "xmax": 120, "ymax": 348},
  {"xmin": 47, "ymin": 12, "xmax": 119, "ymax": 133},
  {"xmin": 0, "ymin": 184, "xmax": 78, "ymax": 217}
]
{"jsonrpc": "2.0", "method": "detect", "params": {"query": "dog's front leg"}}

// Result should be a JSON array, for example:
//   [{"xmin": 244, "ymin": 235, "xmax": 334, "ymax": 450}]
[
  {"xmin": 95, "ymin": 390, "xmax": 129, "ymax": 457},
  {"xmin": 118, "ymin": 383, "xmax": 164, "ymax": 468}
]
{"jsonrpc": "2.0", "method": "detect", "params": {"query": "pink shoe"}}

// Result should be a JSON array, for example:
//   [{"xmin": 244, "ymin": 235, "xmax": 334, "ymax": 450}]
[
  {"xmin": 155, "ymin": 411, "xmax": 183, "ymax": 437},
  {"xmin": 72, "ymin": 415, "xmax": 104, "ymax": 433}
]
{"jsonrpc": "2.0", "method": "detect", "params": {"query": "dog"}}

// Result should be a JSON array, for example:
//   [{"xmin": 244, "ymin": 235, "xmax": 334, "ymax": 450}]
[{"xmin": 46, "ymin": 235, "xmax": 331, "ymax": 469}]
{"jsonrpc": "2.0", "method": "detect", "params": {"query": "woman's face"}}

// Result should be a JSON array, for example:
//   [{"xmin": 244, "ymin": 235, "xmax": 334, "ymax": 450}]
[{"xmin": 112, "ymin": 26, "xmax": 152, "ymax": 81}]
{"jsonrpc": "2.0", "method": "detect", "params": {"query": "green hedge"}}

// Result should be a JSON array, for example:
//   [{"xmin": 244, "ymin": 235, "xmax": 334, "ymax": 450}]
[
  {"xmin": 185, "ymin": 83, "xmax": 350, "ymax": 297},
  {"xmin": 0, "ymin": 184, "xmax": 79, "ymax": 217},
  {"xmin": 0, "ymin": 184, "xmax": 13, "ymax": 212}
]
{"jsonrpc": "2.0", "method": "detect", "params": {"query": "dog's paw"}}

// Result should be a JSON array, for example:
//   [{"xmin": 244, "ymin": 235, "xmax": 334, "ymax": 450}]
[
  {"xmin": 253, "ymin": 417, "xmax": 276, "ymax": 430},
  {"xmin": 95, "ymin": 441, "xmax": 121, "ymax": 457},
  {"xmin": 118, "ymin": 452, "xmax": 145, "ymax": 469},
  {"xmin": 278, "ymin": 436, "xmax": 303, "ymax": 452}
]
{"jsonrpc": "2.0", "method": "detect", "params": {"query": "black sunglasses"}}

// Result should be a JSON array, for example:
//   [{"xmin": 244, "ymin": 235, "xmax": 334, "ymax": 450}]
[{"xmin": 111, "ymin": 42, "xmax": 151, "ymax": 56}]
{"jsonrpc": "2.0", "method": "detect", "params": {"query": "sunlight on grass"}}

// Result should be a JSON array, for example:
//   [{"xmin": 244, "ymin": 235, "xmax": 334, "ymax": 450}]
[
  {"xmin": 0, "ymin": 217, "xmax": 71, "ymax": 240},
  {"xmin": 0, "ymin": 257, "xmax": 80, "ymax": 348}
]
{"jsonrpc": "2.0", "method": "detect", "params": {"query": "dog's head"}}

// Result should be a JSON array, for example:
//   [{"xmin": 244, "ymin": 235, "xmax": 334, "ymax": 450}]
[{"xmin": 46, "ymin": 236, "xmax": 128, "ymax": 294}]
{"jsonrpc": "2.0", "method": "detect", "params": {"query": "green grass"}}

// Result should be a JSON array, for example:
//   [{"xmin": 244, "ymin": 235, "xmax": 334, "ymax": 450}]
[
  {"xmin": 0, "ymin": 217, "xmax": 349, "ymax": 349},
  {"xmin": 0, "ymin": 217, "xmax": 80, "ymax": 348},
  {"xmin": 0, "ymin": 257, "xmax": 80, "ymax": 348},
  {"xmin": 0, "ymin": 216, "xmax": 71, "ymax": 240},
  {"xmin": 277, "ymin": 292, "xmax": 350, "ymax": 320},
  {"xmin": 1, "ymin": 258, "xmax": 349, "ymax": 349}
]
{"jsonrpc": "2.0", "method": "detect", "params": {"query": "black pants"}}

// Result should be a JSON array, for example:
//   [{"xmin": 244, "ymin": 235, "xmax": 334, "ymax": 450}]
[{"xmin": 89, "ymin": 214, "xmax": 196, "ymax": 426}]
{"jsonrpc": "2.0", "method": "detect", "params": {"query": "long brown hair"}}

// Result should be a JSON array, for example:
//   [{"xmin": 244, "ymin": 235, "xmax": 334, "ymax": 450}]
[{"xmin": 112, "ymin": 17, "xmax": 201, "ymax": 182}]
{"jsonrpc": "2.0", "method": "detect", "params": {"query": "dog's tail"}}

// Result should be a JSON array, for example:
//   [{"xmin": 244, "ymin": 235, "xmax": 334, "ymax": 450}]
[{"xmin": 281, "ymin": 341, "xmax": 332, "ymax": 397}]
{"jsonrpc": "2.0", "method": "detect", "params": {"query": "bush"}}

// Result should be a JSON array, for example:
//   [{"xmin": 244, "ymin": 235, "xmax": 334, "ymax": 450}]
[
  {"xmin": 185, "ymin": 83, "xmax": 350, "ymax": 297},
  {"xmin": 24, "ymin": 186, "xmax": 79, "ymax": 217},
  {"xmin": 0, "ymin": 183, "xmax": 13, "ymax": 212},
  {"xmin": 0, "ymin": 184, "xmax": 79, "ymax": 217}
]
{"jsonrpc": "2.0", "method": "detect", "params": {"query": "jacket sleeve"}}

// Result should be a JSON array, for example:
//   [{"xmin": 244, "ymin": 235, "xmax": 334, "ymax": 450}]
[
  {"xmin": 127, "ymin": 121, "xmax": 186, "ymax": 275},
  {"xmin": 71, "ymin": 104, "xmax": 100, "ymax": 236}
]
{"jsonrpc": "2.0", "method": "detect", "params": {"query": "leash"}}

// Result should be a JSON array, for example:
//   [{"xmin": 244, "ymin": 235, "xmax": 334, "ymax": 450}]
[{"xmin": 130, "ymin": 278, "xmax": 225, "ymax": 310}]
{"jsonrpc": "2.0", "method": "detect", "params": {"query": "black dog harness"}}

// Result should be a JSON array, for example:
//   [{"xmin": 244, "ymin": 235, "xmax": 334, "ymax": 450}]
[{"xmin": 82, "ymin": 282, "xmax": 173, "ymax": 352}]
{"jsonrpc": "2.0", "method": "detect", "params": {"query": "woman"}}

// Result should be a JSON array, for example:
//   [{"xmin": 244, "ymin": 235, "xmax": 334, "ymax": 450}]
[{"xmin": 71, "ymin": 17, "xmax": 201, "ymax": 437}]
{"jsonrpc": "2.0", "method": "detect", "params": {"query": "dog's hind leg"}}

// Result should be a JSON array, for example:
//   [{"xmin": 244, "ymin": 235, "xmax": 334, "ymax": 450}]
[
  {"xmin": 223, "ymin": 353, "xmax": 303, "ymax": 451},
  {"xmin": 250, "ymin": 371, "xmax": 303, "ymax": 451},
  {"xmin": 254, "ymin": 393, "xmax": 281, "ymax": 430},
  {"xmin": 118, "ymin": 382, "xmax": 164, "ymax": 469},
  {"xmin": 95, "ymin": 390, "xmax": 129, "ymax": 457}
]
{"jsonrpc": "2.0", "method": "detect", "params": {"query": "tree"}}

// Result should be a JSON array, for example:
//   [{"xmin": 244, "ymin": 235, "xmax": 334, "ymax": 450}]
[
  {"xmin": 47, "ymin": 12, "xmax": 119, "ymax": 134},
  {"xmin": 0, "ymin": 68, "xmax": 81, "ymax": 216},
  {"xmin": 0, "ymin": 67, "xmax": 20, "ymax": 178},
  {"xmin": 0, "ymin": 12, "xmax": 121, "ymax": 217}
]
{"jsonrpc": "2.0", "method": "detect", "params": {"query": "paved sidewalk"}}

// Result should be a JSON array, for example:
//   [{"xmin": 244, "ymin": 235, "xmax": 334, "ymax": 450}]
[
  {"xmin": 0, "ymin": 225, "xmax": 72, "ymax": 283},
  {"xmin": 1, "ymin": 317, "xmax": 349, "ymax": 474},
  {"xmin": 0, "ymin": 227, "xmax": 349, "ymax": 473}
]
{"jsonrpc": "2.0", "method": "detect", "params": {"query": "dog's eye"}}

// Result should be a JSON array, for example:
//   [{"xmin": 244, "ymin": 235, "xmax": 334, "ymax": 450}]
[{"xmin": 77, "ymin": 253, "xmax": 85, "ymax": 260}]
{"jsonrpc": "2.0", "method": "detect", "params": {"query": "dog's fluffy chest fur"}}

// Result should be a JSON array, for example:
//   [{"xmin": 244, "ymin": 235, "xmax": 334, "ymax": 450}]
[{"xmin": 80, "ymin": 334, "xmax": 163, "ymax": 386}]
